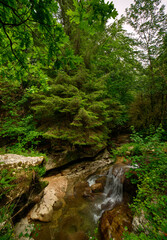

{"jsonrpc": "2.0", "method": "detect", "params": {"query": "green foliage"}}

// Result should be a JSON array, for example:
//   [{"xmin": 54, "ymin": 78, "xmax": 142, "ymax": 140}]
[
  {"xmin": 31, "ymin": 68, "xmax": 122, "ymax": 149},
  {"xmin": 126, "ymin": 0, "xmax": 167, "ymax": 64},
  {"xmin": 126, "ymin": 1, "xmax": 167, "ymax": 133},
  {"xmin": 129, "ymin": 92, "xmax": 167, "ymax": 131},
  {"xmin": 123, "ymin": 127, "xmax": 167, "ymax": 239},
  {"xmin": 88, "ymin": 226, "xmax": 99, "ymax": 240},
  {"xmin": 0, "ymin": 168, "xmax": 15, "ymax": 240},
  {"xmin": 0, "ymin": 0, "xmax": 66, "ymax": 67},
  {"xmin": 0, "ymin": 76, "xmax": 42, "ymax": 151},
  {"xmin": 67, "ymin": 0, "xmax": 117, "ymax": 32},
  {"xmin": 0, "ymin": 169, "xmax": 15, "ymax": 199},
  {"xmin": 0, "ymin": 205, "xmax": 15, "ymax": 240},
  {"xmin": 29, "ymin": 165, "xmax": 46, "ymax": 178}
]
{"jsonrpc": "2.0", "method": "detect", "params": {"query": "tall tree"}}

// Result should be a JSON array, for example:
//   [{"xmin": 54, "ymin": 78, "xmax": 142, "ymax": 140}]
[
  {"xmin": 126, "ymin": 0, "xmax": 167, "ymax": 66},
  {"xmin": 126, "ymin": 0, "xmax": 167, "ymax": 130}
]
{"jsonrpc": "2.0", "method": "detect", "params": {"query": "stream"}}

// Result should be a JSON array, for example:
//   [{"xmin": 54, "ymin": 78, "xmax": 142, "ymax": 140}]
[
  {"xmin": 33, "ymin": 163, "xmax": 129, "ymax": 240},
  {"xmin": 88, "ymin": 166, "xmax": 123, "ymax": 223}
]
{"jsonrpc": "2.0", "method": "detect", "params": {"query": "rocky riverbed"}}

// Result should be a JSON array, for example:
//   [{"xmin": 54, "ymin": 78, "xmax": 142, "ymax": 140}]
[{"xmin": 1, "ymin": 134, "xmax": 139, "ymax": 240}]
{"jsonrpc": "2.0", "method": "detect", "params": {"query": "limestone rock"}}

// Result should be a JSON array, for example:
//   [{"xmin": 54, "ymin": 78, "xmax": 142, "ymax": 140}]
[
  {"xmin": 30, "ymin": 176, "xmax": 67, "ymax": 222},
  {"xmin": 0, "ymin": 154, "xmax": 46, "ymax": 226},
  {"xmin": 94, "ymin": 149, "xmax": 111, "ymax": 161},
  {"xmin": 0, "ymin": 154, "xmax": 44, "ymax": 170},
  {"xmin": 45, "ymin": 148, "xmax": 112, "ymax": 172},
  {"xmin": 45, "ymin": 147, "xmax": 99, "ymax": 171}
]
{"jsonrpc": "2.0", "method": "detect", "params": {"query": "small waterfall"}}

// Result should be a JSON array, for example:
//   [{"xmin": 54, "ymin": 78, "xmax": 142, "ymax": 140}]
[{"xmin": 89, "ymin": 165, "xmax": 124, "ymax": 222}]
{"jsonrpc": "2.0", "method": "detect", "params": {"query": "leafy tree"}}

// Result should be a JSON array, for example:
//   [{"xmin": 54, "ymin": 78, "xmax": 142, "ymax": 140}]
[
  {"xmin": 29, "ymin": 2, "xmax": 138, "ymax": 151},
  {"xmin": 126, "ymin": 0, "xmax": 167, "ymax": 66},
  {"xmin": 0, "ymin": 0, "xmax": 138, "ymax": 152},
  {"xmin": 59, "ymin": 0, "xmax": 117, "ymax": 58},
  {"xmin": 0, "ymin": 0, "xmax": 66, "ymax": 66},
  {"xmin": 126, "ymin": 0, "xmax": 167, "ymax": 131},
  {"xmin": 0, "ymin": 0, "xmax": 76, "ymax": 151}
]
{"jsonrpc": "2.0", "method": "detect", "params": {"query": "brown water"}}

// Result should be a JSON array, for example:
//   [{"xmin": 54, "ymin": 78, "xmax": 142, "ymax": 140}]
[
  {"xmin": 33, "ymin": 194, "xmax": 100, "ymax": 239},
  {"xmin": 33, "ymin": 165, "xmax": 126, "ymax": 240}
]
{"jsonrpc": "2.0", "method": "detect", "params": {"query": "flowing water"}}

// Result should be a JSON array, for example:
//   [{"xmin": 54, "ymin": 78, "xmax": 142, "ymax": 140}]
[
  {"xmin": 91, "ymin": 166, "xmax": 124, "ymax": 223},
  {"xmin": 34, "ymin": 164, "xmax": 125, "ymax": 240}
]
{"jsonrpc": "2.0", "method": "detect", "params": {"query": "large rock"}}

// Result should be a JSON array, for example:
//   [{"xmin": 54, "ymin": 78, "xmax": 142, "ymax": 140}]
[
  {"xmin": 100, "ymin": 203, "xmax": 133, "ymax": 240},
  {"xmin": 62, "ymin": 149, "xmax": 114, "ymax": 181},
  {"xmin": 0, "ymin": 154, "xmax": 44, "ymax": 170},
  {"xmin": 30, "ymin": 176, "xmax": 67, "ymax": 222},
  {"xmin": 46, "ymin": 148, "xmax": 111, "ymax": 171}
]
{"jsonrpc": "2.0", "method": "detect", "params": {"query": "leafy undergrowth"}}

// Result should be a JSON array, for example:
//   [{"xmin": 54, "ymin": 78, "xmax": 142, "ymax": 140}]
[{"xmin": 117, "ymin": 127, "xmax": 167, "ymax": 239}]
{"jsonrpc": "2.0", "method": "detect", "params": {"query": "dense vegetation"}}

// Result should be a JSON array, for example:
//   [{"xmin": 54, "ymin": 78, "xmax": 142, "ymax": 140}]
[
  {"xmin": 0, "ymin": 0, "xmax": 167, "ymax": 239},
  {"xmin": 113, "ymin": 127, "xmax": 167, "ymax": 239}
]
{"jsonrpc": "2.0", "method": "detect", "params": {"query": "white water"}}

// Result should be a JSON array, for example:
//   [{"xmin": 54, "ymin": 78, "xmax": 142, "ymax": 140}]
[{"xmin": 88, "ymin": 165, "xmax": 124, "ymax": 222}]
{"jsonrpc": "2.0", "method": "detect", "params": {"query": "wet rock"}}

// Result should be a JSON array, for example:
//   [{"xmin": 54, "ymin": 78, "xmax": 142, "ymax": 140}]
[
  {"xmin": 95, "ymin": 176, "xmax": 107, "ymax": 190},
  {"xmin": 66, "ymin": 152, "xmax": 114, "ymax": 185},
  {"xmin": 91, "ymin": 183, "xmax": 103, "ymax": 193},
  {"xmin": 45, "ymin": 149, "xmax": 80, "ymax": 171},
  {"xmin": 100, "ymin": 203, "xmax": 133, "ymax": 240},
  {"xmin": 53, "ymin": 200, "xmax": 63, "ymax": 210},
  {"xmin": 30, "ymin": 176, "xmax": 67, "ymax": 222},
  {"xmin": 83, "ymin": 187, "xmax": 93, "ymax": 199},
  {"xmin": 95, "ymin": 149, "xmax": 111, "ymax": 161}
]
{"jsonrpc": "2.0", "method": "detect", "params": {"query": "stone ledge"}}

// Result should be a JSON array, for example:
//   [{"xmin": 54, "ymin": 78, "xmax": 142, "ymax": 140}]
[{"xmin": 0, "ymin": 154, "xmax": 44, "ymax": 169}]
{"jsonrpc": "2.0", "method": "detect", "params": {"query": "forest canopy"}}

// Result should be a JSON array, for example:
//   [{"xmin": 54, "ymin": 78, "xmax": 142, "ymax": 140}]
[{"xmin": 0, "ymin": 0, "xmax": 167, "ymax": 151}]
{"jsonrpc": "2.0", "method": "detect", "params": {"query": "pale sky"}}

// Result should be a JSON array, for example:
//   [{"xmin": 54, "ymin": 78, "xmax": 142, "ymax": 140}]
[{"xmin": 107, "ymin": 0, "xmax": 167, "ymax": 33}]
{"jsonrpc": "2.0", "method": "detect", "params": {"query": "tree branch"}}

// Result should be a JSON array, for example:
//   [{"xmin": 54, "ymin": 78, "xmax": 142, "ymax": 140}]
[
  {"xmin": 2, "ymin": 24, "xmax": 26, "ymax": 68},
  {"xmin": 0, "ymin": 0, "xmax": 32, "ymax": 27}
]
